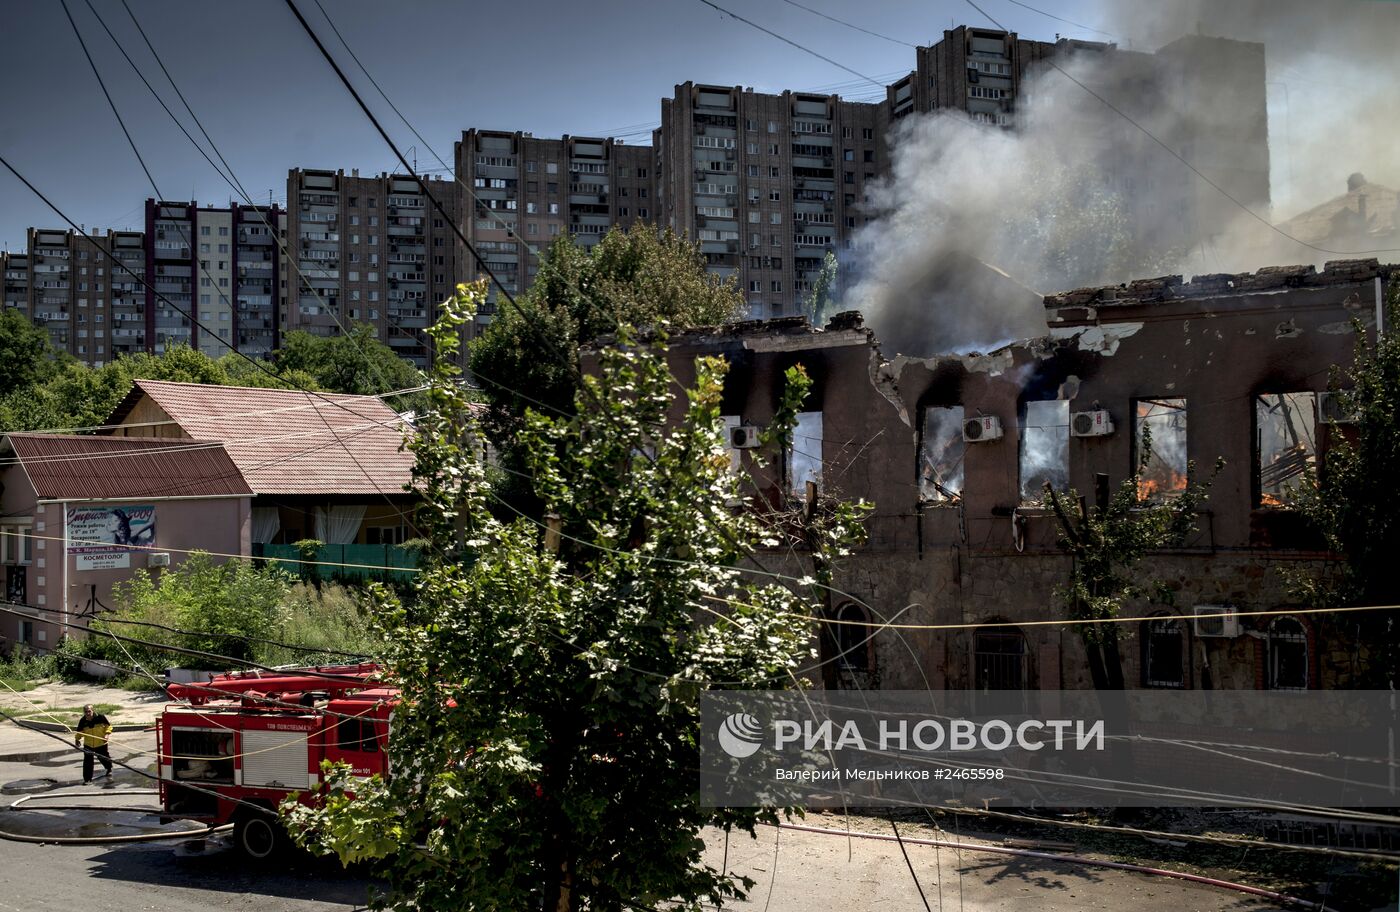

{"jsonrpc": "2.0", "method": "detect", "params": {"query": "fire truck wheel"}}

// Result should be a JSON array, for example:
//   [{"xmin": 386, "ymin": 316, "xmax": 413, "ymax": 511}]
[{"xmin": 233, "ymin": 809, "xmax": 285, "ymax": 862}]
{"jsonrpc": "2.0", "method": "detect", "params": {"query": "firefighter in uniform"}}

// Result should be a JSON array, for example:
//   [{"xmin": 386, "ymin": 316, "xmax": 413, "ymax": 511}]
[{"xmin": 74, "ymin": 704, "xmax": 113, "ymax": 783}]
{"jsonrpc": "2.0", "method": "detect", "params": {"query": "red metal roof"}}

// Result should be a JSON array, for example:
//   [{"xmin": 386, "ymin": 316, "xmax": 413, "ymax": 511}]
[
  {"xmin": 107, "ymin": 380, "xmax": 416, "ymax": 496},
  {"xmin": 3, "ymin": 433, "xmax": 252, "ymax": 501}
]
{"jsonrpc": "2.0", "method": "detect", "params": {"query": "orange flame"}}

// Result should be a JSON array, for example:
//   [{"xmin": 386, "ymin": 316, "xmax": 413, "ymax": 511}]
[
  {"xmin": 1137, "ymin": 470, "xmax": 1187, "ymax": 501},
  {"xmin": 1260, "ymin": 492, "xmax": 1286, "ymax": 508}
]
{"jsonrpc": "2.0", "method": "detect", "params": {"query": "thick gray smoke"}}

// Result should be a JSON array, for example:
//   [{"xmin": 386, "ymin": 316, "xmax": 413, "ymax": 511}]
[{"xmin": 848, "ymin": 0, "xmax": 1400, "ymax": 357}]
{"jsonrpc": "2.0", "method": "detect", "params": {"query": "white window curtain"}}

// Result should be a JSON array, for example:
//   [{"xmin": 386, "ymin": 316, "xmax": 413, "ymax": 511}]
[
  {"xmin": 314, "ymin": 505, "xmax": 366, "ymax": 545},
  {"xmin": 250, "ymin": 507, "xmax": 281, "ymax": 544}
]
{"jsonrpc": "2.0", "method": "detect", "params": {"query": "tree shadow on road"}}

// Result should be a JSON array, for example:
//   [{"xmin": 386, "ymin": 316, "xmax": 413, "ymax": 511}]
[
  {"xmin": 85, "ymin": 841, "xmax": 378, "ymax": 908},
  {"xmin": 956, "ymin": 852, "xmax": 1107, "ymax": 892}
]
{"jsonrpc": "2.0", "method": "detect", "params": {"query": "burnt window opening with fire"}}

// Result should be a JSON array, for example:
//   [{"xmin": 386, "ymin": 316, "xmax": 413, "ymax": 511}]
[
  {"xmin": 787, "ymin": 411, "xmax": 823, "ymax": 498},
  {"xmin": 1019, "ymin": 400, "xmax": 1070, "ymax": 503},
  {"xmin": 919, "ymin": 405, "xmax": 966, "ymax": 503},
  {"xmin": 1134, "ymin": 398, "xmax": 1188, "ymax": 501},
  {"xmin": 1256, "ymin": 393, "xmax": 1318, "ymax": 507}
]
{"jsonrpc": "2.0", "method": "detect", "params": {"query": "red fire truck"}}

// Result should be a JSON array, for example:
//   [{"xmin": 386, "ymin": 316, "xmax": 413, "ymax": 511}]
[{"xmin": 158, "ymin": 663, "xmax": 394, "ymax": 859}]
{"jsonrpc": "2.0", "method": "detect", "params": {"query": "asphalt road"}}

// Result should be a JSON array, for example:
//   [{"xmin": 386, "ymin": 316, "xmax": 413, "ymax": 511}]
[
  {"xmin": 0, "ymin": 720, "xmax": 1292, "ymax": 911},
  {"xmin": 0, "ymin": 839, "xmax": 370, "ymax": 912}
]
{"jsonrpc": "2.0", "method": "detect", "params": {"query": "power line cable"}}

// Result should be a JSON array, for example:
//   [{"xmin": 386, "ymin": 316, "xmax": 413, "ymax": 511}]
[
  {"xmin": 46, "ymin": 4, "xmax": 423, "ymax": 533},
  {"xmin": 1000, "ymin": 0, "xmax": 1117, "ymax": 39},
  {"xmin": 0, "ymin": 600, "xmax": 376, "ymax": 683},
  {"xmin": 99, "ymin": 0, "xmax": 442, "ymax": 366},
  {"xmin": 777, "ymin": 0, "xmax": 918, "ymax": 48},
  {"xmin": 695, "ymin": 0, "xmax": 888, "ymax": 89}
]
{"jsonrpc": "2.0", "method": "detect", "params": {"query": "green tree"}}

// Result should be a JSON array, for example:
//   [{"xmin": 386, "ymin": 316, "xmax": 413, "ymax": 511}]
[
  {"xmin": 0, "ymin": 343, "xmax": 231, "ymax": 432},
  {"xmin": 0, "ymin": 307, "xmax": 67, "ymax": 397},
  {"xmin": 1287, "ymin": 284, "xmax": 1400, "ymax": 683},
  {"xmin": 1044, "ymin": 437, "xmax": 1219, "ymax": 690},
  {"xmin": 285, "ymin": 283, "xmax": 863, "ymax": 911},
  {"xmin": 216, "ymin": 352, "xmax": 322, "ymax": 392},
  {"xmin": 271, "ymin": 323, "xmax": 423, "ymax": 398},
  {"xmin": 80, "ymin": 552, "xmax": 293, "ymax": 672},
  {"xmin": 469, "ymin": 225, "xmax": 743, "ymax": 492}
]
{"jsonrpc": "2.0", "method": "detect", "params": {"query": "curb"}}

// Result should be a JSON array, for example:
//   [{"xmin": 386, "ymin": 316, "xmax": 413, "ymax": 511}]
[{"xmin": 9, "ymin": 718, "xmax": 153, "ymax": 735}]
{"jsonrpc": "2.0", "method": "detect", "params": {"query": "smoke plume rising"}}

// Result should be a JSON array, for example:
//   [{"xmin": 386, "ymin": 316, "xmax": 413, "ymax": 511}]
[{"xmin": 848, "ymin": 0, "xmax": 1400, "ymax": 358}]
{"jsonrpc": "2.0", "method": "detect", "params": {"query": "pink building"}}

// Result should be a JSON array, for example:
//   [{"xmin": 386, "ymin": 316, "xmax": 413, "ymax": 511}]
[{"xmin": 0, "ymin": 433, "xmax": 252, "ymax": 652}]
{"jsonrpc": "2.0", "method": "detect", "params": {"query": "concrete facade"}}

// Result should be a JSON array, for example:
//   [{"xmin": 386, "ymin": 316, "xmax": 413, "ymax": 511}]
[
  {"xmin": 0, "ymin": 451, "xmax": 251, "ymax": 652},
  {"xmin": 1, "ymin": 228, "xmax": 145, "ymax": 367},
  {"xmin": 658, "ymin": 259, "xmax": 1393, "ymax": 692},
  {"xmin": 453, "ymin": 130, "xmax": 656, "ymax": 333},
  {"xmin": 655, "ymin": 84, "xmax": 884, "ymax": 320},
  {"xmin": 284, "ymin": 168, "xmax": 461, "ymax": 366}
]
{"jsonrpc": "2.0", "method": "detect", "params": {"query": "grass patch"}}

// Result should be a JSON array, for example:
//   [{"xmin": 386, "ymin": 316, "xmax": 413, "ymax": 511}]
[{"xmin": 0, "ymin": 702, "xmax": 123, "ymax": 728}]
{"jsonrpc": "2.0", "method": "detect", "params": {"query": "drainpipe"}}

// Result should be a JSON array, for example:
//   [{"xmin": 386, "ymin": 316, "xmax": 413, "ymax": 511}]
[
  {"xmin": 59, "ymin": 502, "xmax": 69, "ymax": 638},
  {"xmin": 1376, "ymin": 275, "xmax": 1385, "ymax": 337}
]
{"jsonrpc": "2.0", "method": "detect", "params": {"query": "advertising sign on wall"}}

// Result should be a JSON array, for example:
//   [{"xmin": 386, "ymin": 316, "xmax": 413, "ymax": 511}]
[{"xmin": 66, "ymin": 504, "xmax": 156, "ymax": 571}]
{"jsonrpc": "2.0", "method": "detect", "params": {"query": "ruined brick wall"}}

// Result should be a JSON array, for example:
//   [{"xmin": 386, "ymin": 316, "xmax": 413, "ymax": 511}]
[{"xmin": 653, "ymin": 262, "xmax": 1394, "ymax": 691}]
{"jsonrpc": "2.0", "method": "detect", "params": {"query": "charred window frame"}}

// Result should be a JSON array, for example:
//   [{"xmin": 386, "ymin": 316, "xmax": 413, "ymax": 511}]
[
  {"xmin": 1142, "ymin": 615, "xmax": 1188, "ymax": 688},
  {"xmin": 786, "ymin": 411, "xmax": 823, "ymax": 498},
  {"xmin": 1255, "ymin": 393, "xmax": 1318, "ymax": 507},
  {"xmin": 1267, "ymin": 617, "xmax": 1309, "ymax": 690},
  {"xmin": 1019, "ymin": 399, "xmax": 1069, "ymax": 503},
  {"xmin": 1134, "ymin": 398, "xmax": 1188, "ymax": 501},
  {"xmin": 919, "ymin": 405, "xmax": 966, "ymax": 503}
]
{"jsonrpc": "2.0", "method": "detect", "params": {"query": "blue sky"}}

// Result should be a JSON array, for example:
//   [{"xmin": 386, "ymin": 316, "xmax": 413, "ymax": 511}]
[
  {"xmin": 0, "ymin": 0, "xmax": 1123, "ymax": 248},
  {"xmin": 4, "ymin": 0, "xmax": 1394, "ymax": 251}
]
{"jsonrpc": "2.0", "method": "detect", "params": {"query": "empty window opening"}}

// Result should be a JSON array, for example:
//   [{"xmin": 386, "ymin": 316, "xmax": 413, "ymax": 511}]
[
  {"xmin": 787, "ymin": 411, "xmax": 823, "ymax": 497},
  {"xmin": 1256, "ymin": 393, "xmax": 1317, "ymax": 506},
  {"xmin": 920, "ymin": 405, "xmax": 966, "ymax": 503},
  {"xmin": 1020, "ymin": 400, "xmax": 1069, "ymax": 502}
]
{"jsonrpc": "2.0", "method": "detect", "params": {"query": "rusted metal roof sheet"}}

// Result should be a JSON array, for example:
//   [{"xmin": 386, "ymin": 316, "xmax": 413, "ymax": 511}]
[
  {"xmin": 104, "ymin": 379, "xmax": 415, "ymax": 496},
  {"xmin": 3, "ymin": 433, "xmax": 252, "ymax": 501}
]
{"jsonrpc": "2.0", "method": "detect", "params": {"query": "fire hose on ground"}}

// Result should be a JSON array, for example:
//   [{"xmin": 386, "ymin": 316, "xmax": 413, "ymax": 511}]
[{"xmin": 0, "ymin": 789, "xmax": 232, "ymax": 845}]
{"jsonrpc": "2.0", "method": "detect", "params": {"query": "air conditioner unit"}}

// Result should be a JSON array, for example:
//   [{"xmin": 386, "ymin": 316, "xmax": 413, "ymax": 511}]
[
  {"xmin": 1193, "ymin": 605, "xmax": 1240, "ymax": 638},
  {"xmin": 963, "ymin": 415, "xmax": 1002, "ymax": 442},
  {"xmin": 1071, "ymin": 409, "xmax": 1114, "ymax": 437},
  {"xmin": 730, "ymin": 425, "xmax": 762, "ymax": 448},
  {"xmin": 1318, "ymin": 391, "xmax": 1358, "ymax": 424},
  {"xmin": 147, "ymin": 552, "xmax": 171, "ymax": 568}
]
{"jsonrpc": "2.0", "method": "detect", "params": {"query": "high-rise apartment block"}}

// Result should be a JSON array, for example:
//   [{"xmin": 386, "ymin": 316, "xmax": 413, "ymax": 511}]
[
  {"xmin": 285, "ymin": 169, "xmax": 460, "ymax": 366},
  {"xmin": 656, "ymin": 84, "xmax": 885, "ymax": 319},
  {"xmin": 145, "ymin": 200, "xmax": 285, "ymax": 359},
  {"xmin": 1, "ymin": 228, "xmax": 145, "ymax": 366},
  {"xmin": 3, "ymin": 23, "xmax": 1271, "ymax": 361},
  {"xmin": 453, "ymin": 130, "xmax": 655, "ymax": 331}
]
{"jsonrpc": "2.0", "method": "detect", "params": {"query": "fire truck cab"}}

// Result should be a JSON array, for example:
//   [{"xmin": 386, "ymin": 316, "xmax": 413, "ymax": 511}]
[{"xmin": 158, "ymin": 664, "xmax": 393, "ymax": 860}]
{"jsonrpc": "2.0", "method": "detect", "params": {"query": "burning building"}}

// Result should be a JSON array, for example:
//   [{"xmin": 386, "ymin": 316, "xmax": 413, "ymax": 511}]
[{"xmin": 660, "ymin": 259, "xmax": 1394, "ymax": 692}]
